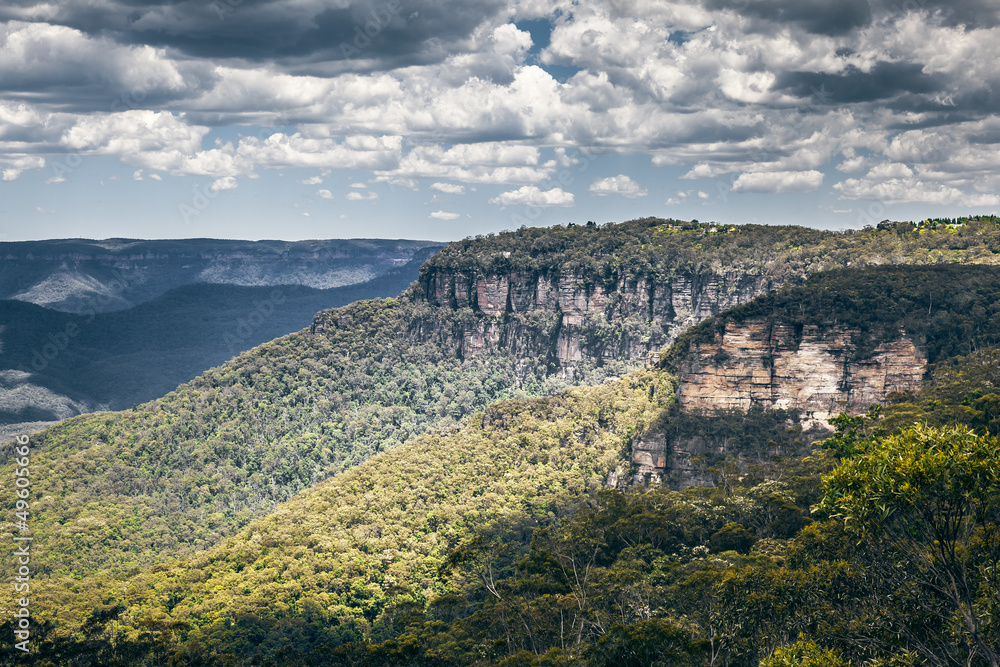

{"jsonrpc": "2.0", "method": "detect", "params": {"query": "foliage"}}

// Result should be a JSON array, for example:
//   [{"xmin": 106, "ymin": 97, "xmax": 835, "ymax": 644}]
[
  {"xmin": 664, "ymin": 264, "xmax": 1000, "ymax": 370},
  {"xmin": 2, "ymin": 369, "xmax": 675, "ymax": 662},
  {"xmin": 821, "ymin": 424, "xmax": 1000, "ymax": 667},
  {"xmin": 759, "ymin": 637, "xmax": 849, "ymax": 667},
  {"xmin": 7, "ymin": 217, "xmax": 1000, "ymax": 664}
]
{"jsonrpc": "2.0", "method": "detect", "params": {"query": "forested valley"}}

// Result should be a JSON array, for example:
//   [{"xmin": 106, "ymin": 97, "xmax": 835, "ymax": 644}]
[{"xmin": 1, "ymin": 217, "xmax": 1000, "ymax": 665}]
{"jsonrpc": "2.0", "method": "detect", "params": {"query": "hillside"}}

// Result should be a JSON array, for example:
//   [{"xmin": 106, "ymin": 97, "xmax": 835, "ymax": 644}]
[
  {"xmin": 10, "ymin": 270, "xmax": 1000, "ymax": 665},
  {"xmin": 4, "ymin": 218, "xmax": 1000, "ymax": 663},
  {"xmin": 0, "ymin": 247, "xmax": 437, "ymax": 424},
  {"xmin": 0, "ymin": 238, "xmax": 441, "ymax": 313}
]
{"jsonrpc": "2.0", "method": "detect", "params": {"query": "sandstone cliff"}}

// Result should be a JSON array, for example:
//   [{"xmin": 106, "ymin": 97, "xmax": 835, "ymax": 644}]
[
  {"xmin": 412, "ymin": 263, "xmax": 779, "ymax": 375},
  {"xmin": 676, "ymin": 320, "xmax": 926, "ymax": 422},
  {"xmin": 633, "ymin": 317, "xmax": 928, "ymax": 487}
]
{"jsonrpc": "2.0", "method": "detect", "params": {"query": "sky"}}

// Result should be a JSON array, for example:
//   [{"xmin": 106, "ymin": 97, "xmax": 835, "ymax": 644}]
[{"xmin": 1, "ymin": 0, "xmax": 999, "ymax": 242}]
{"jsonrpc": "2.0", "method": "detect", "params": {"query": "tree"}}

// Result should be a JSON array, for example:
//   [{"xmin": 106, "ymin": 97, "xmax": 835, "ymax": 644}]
[
  {"xmin": 760, "ymin": 636, "xmax": 849, "ymax": 667},
  {"xmin": 821, "ymin": 424, "xmax": 1000, "ymax": 667}
]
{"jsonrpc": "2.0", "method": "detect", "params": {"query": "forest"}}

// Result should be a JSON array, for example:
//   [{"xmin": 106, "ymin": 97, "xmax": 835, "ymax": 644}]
[{"xmin": 2, "ymin": 218, "xmax": 1000, "ymax": 665}]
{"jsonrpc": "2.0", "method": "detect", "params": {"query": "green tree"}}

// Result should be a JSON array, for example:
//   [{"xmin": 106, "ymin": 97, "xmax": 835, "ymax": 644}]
[
  {"xmin": 821, "ymin": 424, "xmax": 1000, "ymax": 667},
  {"xmin": 760, "ymin": 636, "xmax": 849, "ymax": 667}
]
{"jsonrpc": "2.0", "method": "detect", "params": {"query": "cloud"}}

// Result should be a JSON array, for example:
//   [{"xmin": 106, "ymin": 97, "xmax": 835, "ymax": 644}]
[
  {"xmin": 317, "ymin": 189, "xmax": 334, "ymax": 199},
  {"xmin": 0, "ymin": 0, "xmax": 509, "ymax": 68},
  {"xmin": 429, "ymin": 210, "xmax": 460, "ymax": 220},
  {"xmin": 0, "ymin": 154, "xmax": 44, "ymax": 181},
  {"xmin": 732, "ymin": 170, "xmax": 824, "ymax": 193},
  {"xmin": 588, "ymin": 174, "xmax": 648, "ymax": 198},
  {"xmin": 210, "ymin": 176, "xmax": 238, "ymax": 191},
  {"xmin": 2, "ymin": 0, "xmax": 1000, "ymax": 218},
  {"xmin": 346, "ymin": 190, "xmax": 378, "ymax": 201},
  {"xmin": 833, "ymin": 161, "xmax": 1000, "ymax": 206},
  {"xmin": 489, "ymin": 185, "xmax": 575, "ymax": 207},
  {"xmin": 430, "ymin": 182, "xmax": 466, "ymax": 194}
]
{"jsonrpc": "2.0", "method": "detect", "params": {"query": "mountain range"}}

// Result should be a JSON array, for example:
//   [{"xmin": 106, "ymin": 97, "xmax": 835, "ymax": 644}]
[
  {"xmin": 0, "ymin": 239, "xmax": 443, "ymax": 436},
  {"xmin": 1, "ymin": 217, "xmax": 999, "ymax": 666}
]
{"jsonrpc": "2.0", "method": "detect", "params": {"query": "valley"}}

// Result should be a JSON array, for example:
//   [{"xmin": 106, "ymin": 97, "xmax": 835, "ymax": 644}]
[{"xmin": 1, "ymin": 218, "xmax": 999, "ymax": 666}]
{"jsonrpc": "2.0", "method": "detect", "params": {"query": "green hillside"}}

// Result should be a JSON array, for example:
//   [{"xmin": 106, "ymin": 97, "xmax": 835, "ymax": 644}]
[
  {"xmin": 6, "ymin": 262, "xmax": 1000, "ymax": 665},
  {"xmin": 5, "ymin": 218, "xmax": 1000, "ymax": 665}
]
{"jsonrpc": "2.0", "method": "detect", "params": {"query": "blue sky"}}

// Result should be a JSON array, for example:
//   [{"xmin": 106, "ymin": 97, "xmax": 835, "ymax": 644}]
[{"xmin": 1, "ymin": 0, "xmax": 999, "ymax": 241}]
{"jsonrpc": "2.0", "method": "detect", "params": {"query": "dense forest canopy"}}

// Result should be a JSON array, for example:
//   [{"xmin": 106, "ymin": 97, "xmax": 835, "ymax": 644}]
[{"xmin": 4, "ymin": 217, "xmax": 1000, "ymax": 665}]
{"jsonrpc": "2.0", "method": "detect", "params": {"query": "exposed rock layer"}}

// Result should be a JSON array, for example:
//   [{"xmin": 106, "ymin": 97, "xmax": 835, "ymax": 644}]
[
  {"xmin": 676, "ymin": 320, "xmax": 926, "ymax": 420},
  {"xmin": 632, "ymin": 318, "xmax": 927, "ymax": 487},
  {"xmin": 413, "ymin": 265, "xmax": 778, "ymax": 373}
]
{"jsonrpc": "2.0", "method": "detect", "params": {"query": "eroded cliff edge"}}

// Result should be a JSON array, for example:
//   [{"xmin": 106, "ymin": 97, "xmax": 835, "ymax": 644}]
[
  {"xmin": 412, "ymin": 267, "xmax": 776, "ymax": 372},
  {"xmin": 632, "ymin": 264, "xmax": 1000, "ymax": 489}
]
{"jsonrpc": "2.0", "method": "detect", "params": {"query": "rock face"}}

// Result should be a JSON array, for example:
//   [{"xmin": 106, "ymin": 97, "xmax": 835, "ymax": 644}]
[
  {"xmin": 676, "ymin": 320, "xmax": 926, "ymax": 421},
  {"xmin": 631, "ymin": 318, "xmax": 928, "ymax": 487},
  {"xmin": 414, "ymin": 264, "xmax": 777, "ymax": 374}
]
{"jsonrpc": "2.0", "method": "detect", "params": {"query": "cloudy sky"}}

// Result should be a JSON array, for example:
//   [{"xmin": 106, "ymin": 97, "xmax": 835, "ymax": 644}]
[{"xmin": 1, "ymin": 0, "xmax": 998, "ymax": 241}]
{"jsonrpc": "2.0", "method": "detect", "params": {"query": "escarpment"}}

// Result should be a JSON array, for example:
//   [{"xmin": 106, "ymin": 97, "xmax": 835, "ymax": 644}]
[
  {"xmin": 675, "ymin": 320, "xmax": 926, "ymax": 423},
  {"xmin": 408, "ymin": 263, "xmax": 778, "ymax": 374},
  {"xmin": 631, "ymin": 319, "xmax": 927, "ymax": 487},
  {"xmin": 634, "ymin": 264, "xmax": 1000, "ymax": 488}
]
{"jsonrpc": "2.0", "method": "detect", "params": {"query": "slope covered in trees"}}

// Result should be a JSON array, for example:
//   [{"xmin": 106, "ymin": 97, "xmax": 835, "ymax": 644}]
[
  {"xmin": 9, "ymin": 346, "xmax": 999, "ymax": 666},
  {"xmin": 7, "ymin": 262, "xmax": 1000, "ymax": 665},
  {"xmin": 5, "ymin": 218, "xmax": 1000, "ymax": 665}
]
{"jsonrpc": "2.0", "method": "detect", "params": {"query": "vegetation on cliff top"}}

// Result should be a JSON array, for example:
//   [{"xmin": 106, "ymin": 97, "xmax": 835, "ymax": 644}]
[
  {"xmin": 418, "ymin": 215, "xmax": 1000, "ymax": 290},
  {"xmin": 5, "ymin": 217, "xmax": 1000, "ymax": 665},
  {"xmin": 663, "ymin": 264, "xmax": 1000, "ymax": 369}
]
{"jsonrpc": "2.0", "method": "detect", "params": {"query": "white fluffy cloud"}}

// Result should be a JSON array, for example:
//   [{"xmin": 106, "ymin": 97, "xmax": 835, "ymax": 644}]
[
  {"xmin": 489, "ymin": 185, "xmax": 575, "ymax": 207},
  {"xmin": 317, "ymin": 189, "xmax": 333, "ymax": 199},
  {"xmin": 346, "ymin": 190, "xmax": 378, "ymax": 201},
  {"xmin": 430, "ymin": 182, "xmax": 466, "ymax": 194},
  {"xmin": 588, "ymin": 174, "xmax": 648, "ymax": 198},
  {"xmin": 732, "ymin": 170, "xmax": 825, "ymax": 194},
  {"xmin": 429, "ymin": 210, "xmax": 460, "ymax": 220},
  {"xmin": 0, "ymin": 154, "xmax": 43, "ymax": 181},
  {"xmin": 3, "ymin": 1, "xmax": 1000, "ymax": 217}
]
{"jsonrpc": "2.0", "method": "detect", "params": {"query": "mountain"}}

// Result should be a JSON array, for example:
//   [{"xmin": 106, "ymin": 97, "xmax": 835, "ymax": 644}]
[
  {"xmin": 5, "ymin": 218, "xmax": 1000, "ymax": 665},
  {"xmin": 0, "ymin": 238, "xmax": 442, "ymax": 313},
  {"xmin": 9, "ymin": 218, "xmax": 1000, "ymax": 581},
  {"xmin": 0, "ymin": 241, "xmax": 443, "ymax": 431},
  {"xmin": 9, "ymin": 263, "xmax": 999, "ymax": 666}
]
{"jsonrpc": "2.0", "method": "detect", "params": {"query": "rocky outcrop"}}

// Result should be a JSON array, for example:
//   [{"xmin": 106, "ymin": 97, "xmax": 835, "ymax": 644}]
[
  {"xmin": 675, "ymin": 320, "xmax": 926, "ymax": 423},
  {"xmin": 630, "ymin": 318, "xmax": 928, "ymax": 488},
  {"xmin": 415, "ymin": 263, "xmax": 778, "ymax": 374}
]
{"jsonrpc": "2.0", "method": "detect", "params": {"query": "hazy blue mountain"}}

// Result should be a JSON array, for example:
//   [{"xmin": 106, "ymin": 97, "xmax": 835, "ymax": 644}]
[
  {"xmin": 0, "ymin": 243, "xmax": 442, "ymax": 425},
  {"xmin": 0, "ymin": 237, "xmax": 443, "ymax": 313}
]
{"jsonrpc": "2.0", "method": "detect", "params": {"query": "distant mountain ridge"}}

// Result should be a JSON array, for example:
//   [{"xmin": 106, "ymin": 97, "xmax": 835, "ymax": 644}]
[
  {"xmin": 0, "ymin": 240, "xmax": 443, "ymax": 426},
  {"xmin": 0, "ymin": 237, "xmax": 443, "ymax": 313}
]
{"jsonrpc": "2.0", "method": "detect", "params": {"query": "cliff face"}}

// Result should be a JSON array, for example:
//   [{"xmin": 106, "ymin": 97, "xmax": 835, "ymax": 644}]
[
  {"xmin": 632, "ymin": 318, "xmax": 927, "ymax": 487},
  {"xmin": 675, "ymin": 320, "xmax": 926, "ymax": 421},
  {"xmin": 413, "ymin": 264, "xmax": 778, "ymax": 373}
]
